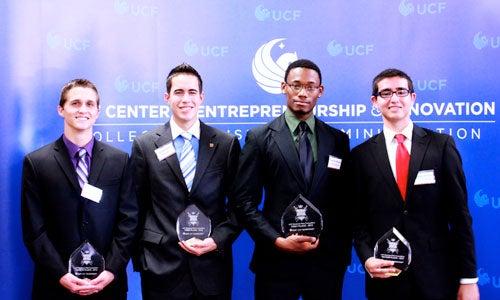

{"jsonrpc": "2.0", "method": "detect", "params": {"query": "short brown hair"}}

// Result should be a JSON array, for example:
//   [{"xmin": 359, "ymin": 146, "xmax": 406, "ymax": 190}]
[{"xmin": 59, "ymin": 78, "xmax": 99, "ymax": 107}]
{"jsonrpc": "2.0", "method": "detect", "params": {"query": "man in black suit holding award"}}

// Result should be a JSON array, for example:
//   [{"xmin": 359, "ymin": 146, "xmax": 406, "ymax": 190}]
[
  {"xmin": 233, "ymin": 59, "xmax": 352, "ymax": 300},
  {"xmin": 352, "ymin": 68, "xmax": 479, "ymax": 300},
  {"xmin": 131, "ymin": 63, "xmax": 241, "ymax": 300},
  {"xmin": 21, "ymin": 78, "xmax": 138, "ymax": 299}
]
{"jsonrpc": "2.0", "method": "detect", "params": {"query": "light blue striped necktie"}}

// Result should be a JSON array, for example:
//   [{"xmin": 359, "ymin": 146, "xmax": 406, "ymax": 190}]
[
  {"xmin": 76, "ymin": 148, "xmax": 89, "ymax": 188},
  {"xmin": 179, "ymin": 132, "xmax": 196, "ymax": 191}
]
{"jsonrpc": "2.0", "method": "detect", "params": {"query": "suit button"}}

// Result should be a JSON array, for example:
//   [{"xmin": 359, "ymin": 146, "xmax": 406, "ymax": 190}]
[{"xmin": 403, "ymin": 210, "xmax": 409, "ymax": 215}]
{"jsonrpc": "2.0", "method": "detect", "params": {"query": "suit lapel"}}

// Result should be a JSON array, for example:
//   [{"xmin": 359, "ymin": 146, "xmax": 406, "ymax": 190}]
[
  {"xmin": 270, "ymin": 115, "xmax": 308, "ymax": 192},
  {"xmin": 406, "ymin": 125, "xmax": 430, "ymax": 201},
  {"xmin": 311, "ymin": 119, "xmax": 331, "ymax": 192},
  {"xmin": 88, "ymin": 141, "xmax": 105, "ymax": 185},
  {"xmin": 53, "ymin": 137, "xmax": 80, "ymax": 191},
  {"xmin": 371, "ymin": 133, "xmax": 402, "ymax": 201},
  {"xmin": 191, "ymin": 122, "xmax": 216, "ymax": 193},
  {"xmin": 155, "ymin": 123, "xmax": 185, "ymax": 188}
]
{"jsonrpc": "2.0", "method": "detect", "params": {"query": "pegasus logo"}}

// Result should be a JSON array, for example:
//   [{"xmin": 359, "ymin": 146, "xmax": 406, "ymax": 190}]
[
  {"xmin": 114, "ymin": 0, "xmax": 129, "ymax": 15},
  {"xmin": 252, "ymin": 38, "xmax": 298, "ymax": 94},
  {"xmin": 184, "ymin": 39, "xmax": 199, "ymax": 56},
  {"xmin": 114, "ymin": 0, "xmax": 158, "ymax": 17},
  {"xmin": 477, "ymin": 268, "xmax": 500, "ymax": 289},
  {"xmin": 398, "ymin": 0, "xmax": 446, "ymax": 16},
  {"xmin": 473, "ymin": 190, "xmax": 500, "ymax": 209},
  {"xmin": 46, "ymin": 32, "xmax": 61, "ymax": 49},
  {"xmin": 114, "ymin": 76, "xmax": 129, "ymax": 93},
  {"xmin": 254, "ymin": 4, "xmax": 301, "ymax": 21},
  {"xmin": 399, "ymin": 0, "xmax": 415, "ymax": 16},
  {"xmin": 473, "ymin": 32, "xmax": 489, "ymax": 50},
  {"xmin": 254, "ymin": 5, "xmax": 270, "ymax": 21}
]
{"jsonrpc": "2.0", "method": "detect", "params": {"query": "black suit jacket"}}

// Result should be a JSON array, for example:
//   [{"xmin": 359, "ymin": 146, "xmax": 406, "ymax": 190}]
[
  {"xmin": 21, "ymin": 137, "xmax": 138, "ymax": 299},
  {"xmin": 233, "ymin": 114, "xmax": 352, "ymax": 276},
  {"xmin": 352, "ymin": 125, "xmax": 477, "ymax": 299},
  {"xmin": 131, "ymin": 121, "xmax": 241, "ymax": 295}
]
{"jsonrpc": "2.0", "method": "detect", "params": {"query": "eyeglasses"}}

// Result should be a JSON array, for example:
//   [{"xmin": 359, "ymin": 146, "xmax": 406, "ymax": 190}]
[
  {"xmin": 285, "ymin": 82, "xmax": 321, "ymax": 93},
  {"xmin": 375, "ymin": 88, "xmax": 412, "ymax": 99}
]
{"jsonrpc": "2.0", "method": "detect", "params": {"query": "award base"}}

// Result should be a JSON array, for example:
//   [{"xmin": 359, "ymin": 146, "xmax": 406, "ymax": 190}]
[
  {"xmin": 384, "ymin": 268, "xmax": 402, "ymax": 277},
  {"xmin": 184, "ymin": 237, "xmax": 203, "ymax": 246}
]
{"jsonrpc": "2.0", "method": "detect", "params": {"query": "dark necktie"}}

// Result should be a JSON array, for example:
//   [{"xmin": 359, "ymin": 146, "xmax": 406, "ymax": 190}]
[
  {"xmin": 298, "ymin": 121, "xmax": 313, "ymax": 187},
  {"xmin": 395, "ymin": 134, "xmax": 410, "ymax": 200},
  {"xmin": 76, "ymin": 148, "xmax": 89, "ymax": 188}
]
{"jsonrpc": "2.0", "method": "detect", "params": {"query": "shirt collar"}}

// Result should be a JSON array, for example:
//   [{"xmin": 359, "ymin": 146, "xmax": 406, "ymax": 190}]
[
  {"xmin": 62, "ymin": 135, "xmax": 94, "ymax": 158},
  {"xmin": 284, "ymin": 110, "xmax": 315, "ymax": 133},
  {"xmin": 170, "ymin": 118, "xmax": 201, "ymax": 140},
  {"xmin": 383, "ymin": 121, "xmax": 414, "ymax": 143}
]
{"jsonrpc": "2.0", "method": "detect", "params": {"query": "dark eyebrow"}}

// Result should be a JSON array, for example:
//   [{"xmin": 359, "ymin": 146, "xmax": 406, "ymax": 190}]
[
  {"xmin": 290, "ymin": 80, "xmax": 317, "ymax": 85},
  {"xmin": 380, "ymin": 87, "xmax": 408, "ymax": 91},
  {"xmin": 173, "ymin": 88, "xmax": 199, "ymax": 93}
]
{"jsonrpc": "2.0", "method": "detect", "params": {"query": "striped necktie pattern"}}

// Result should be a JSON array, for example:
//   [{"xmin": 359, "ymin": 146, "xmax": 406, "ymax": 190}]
[
  {"xmin": 179, "ymin": 132, "xmax": 196, "ymax": 191},
  {"xmin": 76, "ymin": 148, "xmax": 89, "ymax": 189}
]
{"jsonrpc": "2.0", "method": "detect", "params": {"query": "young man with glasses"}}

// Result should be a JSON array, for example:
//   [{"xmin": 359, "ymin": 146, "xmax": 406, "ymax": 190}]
[
  {"xmin": 233, "ymin": 59, "xmax": 352, "ymax": 299},
  {"xmin": 352, "ymin": 68, "xmax": 479, "ymax": 300}
]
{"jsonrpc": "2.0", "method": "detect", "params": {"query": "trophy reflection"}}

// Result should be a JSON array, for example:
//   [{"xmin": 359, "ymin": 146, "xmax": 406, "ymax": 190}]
[
  {"xmin": 68, "ymin": 241, "xmax": 105, "ymax": 280},
  {"xmin": 281, "ymin": 194, "xmax": 323, "ymax": 238},
  {"xmin": 374, "ymin": 227, "xmax": 412, "ymax": 276},
  {"xmin": 176, "ymin": 204, "xmax": 212, "ymax": 245}
]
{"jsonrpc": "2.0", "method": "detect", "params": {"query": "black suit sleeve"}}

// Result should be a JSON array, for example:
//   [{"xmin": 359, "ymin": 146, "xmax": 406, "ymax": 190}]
[
  {"xmin": 104, "ymin": 153, "xmax": 139, "ymax": 275},
  {"xmin": 21, "ymin": 154, "xmax": 68, "ymax": 279},
  {"xmin": 210, "ymin": 135, "xmax": 243, "ymax": 254},
  {"xmin": 233, "ymin": 128, "xmax": 281, "ymax": 244},
  {"xmin": 442, "ymin": 136, "xmax": 477, "ymax": 278},
  {"xmin": 130, "ymin": 137, "xmax": 151, "ymax": 270}
]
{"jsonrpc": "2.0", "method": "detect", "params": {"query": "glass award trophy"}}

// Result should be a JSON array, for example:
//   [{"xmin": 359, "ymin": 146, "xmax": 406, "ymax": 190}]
[
  {"xmin": 68, "ymin": 241, "xmax": 105, "ymax": 280},
  {"xmin": 374, "ymin": 227, "xmax": 412, "ymax": 276},
  {"xmin": 281, "ymin": 194, "xmax": 323, "ymax": 238},
  {"xmin": 176, "ymin": 204, "xmax": 212, "ymax": 245}
]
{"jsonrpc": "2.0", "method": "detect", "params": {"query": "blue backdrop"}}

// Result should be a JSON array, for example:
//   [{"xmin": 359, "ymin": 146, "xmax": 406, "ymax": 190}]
[{"xmin": 1, "ymin": 0, "xmax": 499, "ymax": 299}]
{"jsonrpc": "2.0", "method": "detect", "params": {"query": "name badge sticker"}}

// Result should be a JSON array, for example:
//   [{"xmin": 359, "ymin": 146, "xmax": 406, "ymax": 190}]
[
  {"xmin": 328, "ymin": 155, "xmax": 342, "ymax": 170},
  {"xmin": 155, "ymin": 142, "xmax": 176, "ymax": 161},
  {"xmin": 414, "ymin": 169, "xmax": 436, "ymax": 185},
  {"xmin": 81, "ymin": 183, "xmax": 103, "ymax": 203}
]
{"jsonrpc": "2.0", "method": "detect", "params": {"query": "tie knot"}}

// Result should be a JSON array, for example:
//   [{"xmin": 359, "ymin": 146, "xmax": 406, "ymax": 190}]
[
  {"xmin": 180, "ymin": 132, "xmax": 192, "ymax": 141},
  {"xmin": 299, "ymin": 121, "xmax": 308, "ymax": 133},
  {"xmin": 77, "ymin": 148, "xmax": 87, "ymax": 158},
  {"xmin": 395, "ymin": 134, "xmax": 406, "ymax": 144}
]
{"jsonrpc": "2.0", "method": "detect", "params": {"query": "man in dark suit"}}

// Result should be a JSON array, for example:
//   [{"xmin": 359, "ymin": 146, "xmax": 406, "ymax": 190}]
[
  {"xmin": 21, "ymin": 78, "xmax": 138, "ymax": 299},
  {"xmin": 233, "ymin": 59, "xmax": 352, "ymax": 300},
  {"xmin": 352, "ymin": 68, "xmax": 479, "ymax": 300},
  {"xmin": 131, "ymin": 63, "xmax": 241, "ymax": 300}
]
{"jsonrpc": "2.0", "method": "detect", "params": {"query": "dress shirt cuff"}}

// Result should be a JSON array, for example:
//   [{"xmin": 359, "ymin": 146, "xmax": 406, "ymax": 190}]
[{"xmin": 460, "ymin": 278, "xmax": 479, "ymax": 284}]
